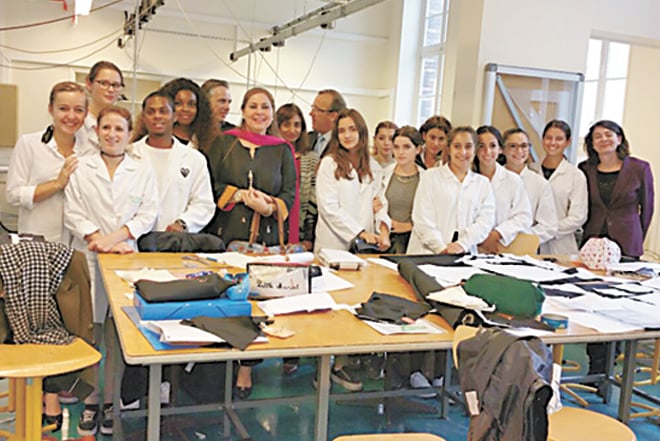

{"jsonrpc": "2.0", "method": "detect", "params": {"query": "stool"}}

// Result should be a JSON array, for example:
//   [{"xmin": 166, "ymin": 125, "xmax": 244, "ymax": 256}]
[
  {"xmin": 334, "ymin": 434, "xmax": 446, "ymax": 441},
  {"xmin": 0, "ymin": 338, "xmax": 101, "ymax": 441},
  {"xmin": 548, "ymin": 407, "xmax": 636, "ymax": 441},
  {"xmin": 614, "ymin": 339, "xmax": 660, "ymax": 419}
]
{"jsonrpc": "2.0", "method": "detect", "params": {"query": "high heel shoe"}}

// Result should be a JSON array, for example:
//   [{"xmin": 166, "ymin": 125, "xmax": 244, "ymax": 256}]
[{"xmin": 42, "ymin": 413, "xmax": 63, "ymax": 432}]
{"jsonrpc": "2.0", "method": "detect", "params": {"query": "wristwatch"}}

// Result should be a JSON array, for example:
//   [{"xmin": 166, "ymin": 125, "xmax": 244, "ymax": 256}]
[{"xmin": 174, "ymin": 219, "xmax": 188, "ymax": 231}]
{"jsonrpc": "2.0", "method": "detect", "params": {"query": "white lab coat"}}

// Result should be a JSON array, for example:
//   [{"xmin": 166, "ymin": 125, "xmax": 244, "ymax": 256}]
[
  {"xmin": 132, "ymin": 137, "xmax": 215, "ymax": 232},
  {"xmin": 530, "ymin": 159, "xmax": 588, "ymax": 255},
  {"xmin": 407, "ymin": 164, "xmax": 495, "ymax": 254},
  {"xmin": 315, "ymin": 156, "xmax": 391, "ymax": 253},
  {"xmin": 64, "ymin": 153, "xmax": 159, "ymax": 321},
  {"xmin": 490, "ymin": 164, "xmax": 532, "ymax": 246},
  {"xmin": 519, "ymin": 167, "xmax": 558, "ymax": 245},
  {"xmin": 75, "ymin": 113, "xmax": 102, "ymax": 157},
  {"xmin": 6, "ymin": 132, "xmax": 90, "ymax": 244}
]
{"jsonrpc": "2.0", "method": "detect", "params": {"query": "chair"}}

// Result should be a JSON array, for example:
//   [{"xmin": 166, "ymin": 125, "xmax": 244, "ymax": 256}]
[
  {"xmin": 498, "ymin": 232, "xmax": 540, "ymax": 255},
  {"xmin": 452, "ymin": 326, "xmax": 636, "ymax": 441},
  {"xmin": 333, "ymin": 434, "xmax": 446, "ymax": 441},
  {"xmin": 613, "ymin": 338, "xmax": 660, "ymax": 419},
  {"xmin": 0, "ymin": 338, "xmax": 101, "ymax": 441}
]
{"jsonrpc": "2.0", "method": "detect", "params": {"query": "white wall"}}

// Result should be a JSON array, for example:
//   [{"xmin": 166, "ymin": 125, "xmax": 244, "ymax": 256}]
[{"xmin": 0, "ymin": 0, "xmax": 400, "ymax": 138}]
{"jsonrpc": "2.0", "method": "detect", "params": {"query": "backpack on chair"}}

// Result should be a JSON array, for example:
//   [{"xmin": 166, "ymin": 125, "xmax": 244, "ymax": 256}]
[{"xmin": 456, "ymin": 327, "xmax": 554, "ymax": 441}]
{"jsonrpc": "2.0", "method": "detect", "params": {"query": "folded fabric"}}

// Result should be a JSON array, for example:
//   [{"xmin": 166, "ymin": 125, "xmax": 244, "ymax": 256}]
[
  {"xmin": 137, "ymin": 231, "xmax": 225, "ymax": 253},
  {"xmin": 463, "ymin": 274, "xmax": 545, "ymax": 318},
  {"xmin": 355, "ymin": 291, "xmax": 432, "ymax": 324},
  {"xmin": 427, "ymin": 285, "xmax": 496, "ymax": 312},
  {"xmin": 136, "ymin": 273, "xmax": 236, "ymax": 303},
  {"xmin": 182, "ymin": 315, "xmax": 268, "ymax": 350}
]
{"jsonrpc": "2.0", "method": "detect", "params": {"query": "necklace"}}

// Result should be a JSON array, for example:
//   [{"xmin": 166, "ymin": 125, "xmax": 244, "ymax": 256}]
[
  {"xmin": 101, "ymin": 151, "xmax": 126, "ymax": 159},
  {"xmin": 394, "ymin": 171, "xmax": 419, "ymax": 183}
]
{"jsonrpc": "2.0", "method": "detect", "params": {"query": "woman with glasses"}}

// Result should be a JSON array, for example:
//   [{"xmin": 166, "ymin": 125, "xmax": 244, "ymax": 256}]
[
  {"xmin": 529, "ymin": 120, "xmax": 588, "ymax": 255},
  {"xmin": 408, "ymin": 126, "xmax": 495, "ymax": 255},
  {"xmin": 500, "ymin": 127, "xmax": 558, "ymax": 249},
  {"xmin": 79, "ymin": 61, "xmax": 124, "ymax": 155},
  {"xmin": 473, "ymin": 126, "xmax": 532, "ymax": 254}
]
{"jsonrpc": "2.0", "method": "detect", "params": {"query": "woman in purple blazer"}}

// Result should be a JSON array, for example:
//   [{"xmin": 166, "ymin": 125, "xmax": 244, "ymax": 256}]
[
  {"xmin": 578, "ymin": 120, "xmax": 654, "ymax": 258},
  {"xmin": 579, "ymin": 120, "xmax": 655, "ymax": 383}
]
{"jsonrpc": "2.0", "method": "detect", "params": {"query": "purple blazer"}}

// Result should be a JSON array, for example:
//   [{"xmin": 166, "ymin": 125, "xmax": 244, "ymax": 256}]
[{"xmin": 578, "ymin": 156, "xmax": 654, "ymax": 257}]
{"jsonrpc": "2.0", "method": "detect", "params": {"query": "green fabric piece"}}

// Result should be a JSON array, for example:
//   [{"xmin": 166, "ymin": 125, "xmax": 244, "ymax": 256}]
[{"xmin": 463, "ymin": 274, "xmax": 545, "ymax": 318}]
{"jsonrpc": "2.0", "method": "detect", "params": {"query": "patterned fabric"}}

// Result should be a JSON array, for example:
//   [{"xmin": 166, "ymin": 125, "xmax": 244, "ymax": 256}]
[
  {"xmin": 579, "ymin": 237, "xmax": 621, "ymax": 270},
  {"xmin": 0, "ymin": 242, "xmax": 74, "ymax": 344}
]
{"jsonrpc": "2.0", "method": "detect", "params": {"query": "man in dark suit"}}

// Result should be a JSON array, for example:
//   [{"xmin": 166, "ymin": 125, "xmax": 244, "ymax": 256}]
[
  {"xmin": 202, "ymin": 79, "xmax": 236, "ymax": 133},
  {"xmin": 308, "ymin": 89, "xmax": 346, "ymax": 156}
]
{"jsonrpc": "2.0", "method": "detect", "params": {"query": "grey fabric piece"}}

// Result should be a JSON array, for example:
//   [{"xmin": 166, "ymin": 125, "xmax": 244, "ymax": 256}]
[
  {"xmin": 457, "ymin": 327, "xmax": 553, "ymax": 441},
  {"xmin": 0, "ymin": 242, "xmax": 73, "ymax": 344},
  {"xmin": 137, "ymin": 231, "xmax": 225, "ymax": 252}
]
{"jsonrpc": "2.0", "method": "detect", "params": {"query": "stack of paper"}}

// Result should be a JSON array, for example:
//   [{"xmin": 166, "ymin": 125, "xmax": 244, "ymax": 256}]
[
  {"xmin": 257, "ymin": 292, "xmax": 337, "ymax": 316},
  {"xmin": 319, "ymin": 248, "xmax": 367, "ymax": 270}
]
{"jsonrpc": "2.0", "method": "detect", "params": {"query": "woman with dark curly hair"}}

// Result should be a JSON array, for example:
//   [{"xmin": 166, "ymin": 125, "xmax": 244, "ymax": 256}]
[{"xmin": 160, "ymin": 77, "xmax": 214, "ymax": 152}]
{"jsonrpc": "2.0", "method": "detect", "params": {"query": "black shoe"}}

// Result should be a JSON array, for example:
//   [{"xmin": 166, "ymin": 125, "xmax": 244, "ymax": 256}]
[
  {"xmin": 100, "ymin": 403, "xmax": 113, "ymax": 436},
  {"xmin": 78, "ymin": 405, "xmax": 100, "ymax": 436},
  {"xmin": 43, "ymin": 413, "xmax": 63, "ymax": 432},
  {"xmin": 233, "ymin": 385, "xmax": 253, "ymax": 400}
]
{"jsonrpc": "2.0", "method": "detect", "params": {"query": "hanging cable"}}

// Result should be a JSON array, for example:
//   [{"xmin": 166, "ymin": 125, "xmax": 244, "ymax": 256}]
[
  {"xmin": 0, "ymin": 28, "xmax": 121, "ymax": 54},
  {"xmin": 0, "ymin": 0, "xmax": 122, "ymax": 31}
]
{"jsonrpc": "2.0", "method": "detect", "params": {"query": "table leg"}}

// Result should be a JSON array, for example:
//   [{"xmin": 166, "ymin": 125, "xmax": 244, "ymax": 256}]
[
  {"xmin": 147, "ymin": 364, "xmax": 163, "ymax": 441},
  {"xmin": 110, "ymin": 318, "xmax": 124, "ymax": 441},
  {"xmin": 223, "ymin": 361, "xmax": 233, "ymax": 440},
  {"xmin": 314, "ymin": 355, "xmax": 331, "ymax": 441},
  {"xmin": 618, "ymin": 339, "xmax": 637, "ymax": 422},
  {"xmin": 25, "ymin": 377, "xmax": 42, "ymax": 441}
]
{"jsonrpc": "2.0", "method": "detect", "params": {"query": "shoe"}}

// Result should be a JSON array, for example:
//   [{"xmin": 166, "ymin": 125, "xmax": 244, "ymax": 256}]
[
  {"xmin": 100, "ymin": 404, "xmax": 113, "ymax": 436},
  {"xmin": 432, "ymin": 376, "xmax": 444, "ymax": 388},
  {"xmin": 330, "ymin": 367, "xmax": 363, "ymax": 392},
  {"xmin": 410, "ymin": 371, "xmax": 437, "ymax": 398},
  {"xmin": 57, "ymin": 390, "xmax": 79, "ymax": 405},
  {"xmin": 283, "ymin": 360, "xmax": 299, "ymax": 376},
  {"xmin": 233, "ymin": 385, "xmax": 253, "ymax": 400},
  {"xmin": 43, "ymin": 413, "xmax": 63, "ymax": 432},
  {"xmin": 77, "ymin": 405, "xmax": 100, "ymax": 436}
]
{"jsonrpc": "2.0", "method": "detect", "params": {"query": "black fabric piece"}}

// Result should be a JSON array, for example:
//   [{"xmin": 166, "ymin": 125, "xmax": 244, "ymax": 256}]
[
  {"xmin": 349, "ymin": 237, "xmax": 381, "ymax": 254},
  {"xmin": 136, "ymin": 273, "xmax": 235, "ymax": 303},
  {"xmin": 355, "ymin": 292, "xmax": 432, "ymax": 325},
  {"xmin": 540, "ymin": 287, "xmax": 584, "ymax": 299},
  {"xmin": 137, "ymin": 231, "xmax": 225, "ymax": 253},
  {"xmin": 384, "ymin": 254, "xmax": 467, "ymax": 267},
  {"xmin": 183, "ymin": 316, "xmax": 267, "ymax": 351}
]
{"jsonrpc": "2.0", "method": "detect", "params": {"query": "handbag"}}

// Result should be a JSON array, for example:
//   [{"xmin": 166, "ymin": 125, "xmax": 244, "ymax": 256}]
[
  {"xmin": 227, "ymin": 197, "xmax": 305, "ymax": 255},
  {"xmin": 135, "ymin": 273, "xmax": 236, "ymax": 303},
  {"xmin": 462, "ymin": 273, "xmax": 545, "ymax": 318},
  {"xmin": 137, "ymin": 231, "xmax": 225, "ymax": 253},
  {"xmin": 349, "ymin": 237, "xmax": 381, "ymax": 255}
]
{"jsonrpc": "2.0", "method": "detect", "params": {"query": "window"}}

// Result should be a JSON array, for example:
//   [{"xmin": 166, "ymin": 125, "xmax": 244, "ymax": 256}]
[
  {"xmin": 415, "ymin": 0, "xmax": 450, "ymax": 126},
  {"xmin": 579, "ymin": 39, "xmax": 630, "ymax": 137}
]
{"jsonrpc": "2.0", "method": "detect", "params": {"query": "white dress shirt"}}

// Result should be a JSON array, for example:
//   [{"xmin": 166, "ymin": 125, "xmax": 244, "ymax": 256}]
[
  {"xmin": 315, "ymin": 156, "xmax": 391, "ymax": 253},
  {"xmin": 407, "ymin": 164, "xmax": 495, "ymax": 254},
  {"xmin": 490, "ymin": 164, "xmax": 532, "ymax": 246}
]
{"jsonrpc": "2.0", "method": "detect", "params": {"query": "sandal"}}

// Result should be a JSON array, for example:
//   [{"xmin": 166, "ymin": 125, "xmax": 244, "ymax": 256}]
[
  {"xmin": 233, "ymin": 385, "xmax": 253, "ymax": 400},
  {"xmin": 42, "ymin": 413, "xmax": 63, "ymax": 432}
]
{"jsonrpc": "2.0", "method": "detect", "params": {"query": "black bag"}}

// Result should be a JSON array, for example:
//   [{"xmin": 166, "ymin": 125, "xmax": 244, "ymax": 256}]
[
  {"xmin": 135, "ymin": 273, "xmax": 235, "ymax": 303},
  {"xmin": 137, "ymin": 231, "xmax": 225, "ymax": 252},
  {"xmin": 349, "ymin": 237, "xmax": 381, "ymax": 255},
  {"xmin": 355, "ymin": 291, "xmax": 432, "ymax": 324},
  {"xmin": 457, "ymin": 327, "xmax": 553, "ymax": 441}
]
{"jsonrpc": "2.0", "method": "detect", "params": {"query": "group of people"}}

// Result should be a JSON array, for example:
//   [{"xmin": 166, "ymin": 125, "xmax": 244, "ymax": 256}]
[{"xmin": 6, "ymin": 59, "xmax": 655, "ymax": 435}]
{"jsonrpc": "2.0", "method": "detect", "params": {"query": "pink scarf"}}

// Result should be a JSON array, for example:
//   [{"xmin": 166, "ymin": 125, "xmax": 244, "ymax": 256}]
[{"xmin": 225, "ymin": 129, "xmax": 301, "ymax": 243}]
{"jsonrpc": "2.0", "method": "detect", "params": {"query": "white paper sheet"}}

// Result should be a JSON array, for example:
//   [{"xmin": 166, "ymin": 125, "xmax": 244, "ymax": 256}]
[
  {"xmin": 254, "ymin": 252, "xmax": 315, "ymax": 264},
  {"xmin": 419, "ymin": 264, "xmax": 486, "ymax": 285},
  {"xmin": 465, "ymin": 260, "xmax": 570, "ymax": 283},
  {"xmin": 366, "ymin": 257, "xmax": 399, "ymax": 271},
  {"xmin": 258, "ymin": 292, "xmax": 337, "ymax": 316},
  {"xmin": 142, "ymin": 320, "xmax": 268, "ymax": 345},
  {"xmin": 115, "ymin": 268, "xmax": 178, "ymax": 284},
  {"xmin": 361, "ymin": 318, "xmax": 446, "ymax": 335},
  {"xmin": 311, "ymin": 267, "xmax": 354, "ymax": 292},
  {"xmin": 564, "ymin": 312, "xmax": 643, "ymax": 333},
  {"xmin": 427, "ymin": 286, "xmax": 495, "ymax": 312}
]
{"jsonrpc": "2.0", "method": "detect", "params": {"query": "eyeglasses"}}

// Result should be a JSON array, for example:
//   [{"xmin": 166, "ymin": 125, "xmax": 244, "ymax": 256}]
[
  {"xmin": 311, "ymin": 105, "xmax": 334, "ymax": 114},
  {"xmin": 94, "ymin": 80, "xmax": 124, "ymax": 91},
  {"xmin": 505, "ymin": 143, "xmax": 530, "ymax": 150}
]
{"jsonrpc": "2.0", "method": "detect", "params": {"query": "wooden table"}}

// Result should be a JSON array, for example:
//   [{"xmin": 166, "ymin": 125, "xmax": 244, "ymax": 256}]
[{"xmin": 98, "ymin": 252, "xmax": 660, "ymax": 441}]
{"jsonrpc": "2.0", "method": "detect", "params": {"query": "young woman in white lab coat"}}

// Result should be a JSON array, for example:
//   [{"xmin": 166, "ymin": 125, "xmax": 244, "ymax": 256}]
[
  {"xmin": 497, "ymin": 127, "xmax": 559, "ymax": 248},
  {"xmin": 529, "ymin": 120, "xmax": 588, "ymax": 255},
  {"xmin": 314, "ymin": 108, "xmax": 391, "ymax": 391},
  {"xmin": 64, "ymin": 106, "xmax": 158, "ymax": 434},
  {"xmin": 474, "ymin": 126, "xmax": 533, "ymax": 253},
  {"xmin": 315, "ymin": 108, "xmax": 391, "ymax": 254},
  {"xmin": 6, "ymin": 81, "xmax": 88, "ymax": 244},
  {"xmin": 407, "ymin": 126, "xmax": 495, "ymax": 255}
]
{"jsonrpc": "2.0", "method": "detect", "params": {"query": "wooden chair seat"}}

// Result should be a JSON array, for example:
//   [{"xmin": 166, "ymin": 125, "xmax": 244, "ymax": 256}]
[
  {"xmin": 334, "ymin": 434, "xmax": 446, "ymax": 441},
  {"xmin": 548, "ymin": 407, "xmax": 636, "ymax": 441},
  {"xmin": 0, "ymin": 338, "xmax": 101, "ymax": 441},
  {"xmin": 478, "ymin": 232, "xmax": 540, "ymax": 256}
]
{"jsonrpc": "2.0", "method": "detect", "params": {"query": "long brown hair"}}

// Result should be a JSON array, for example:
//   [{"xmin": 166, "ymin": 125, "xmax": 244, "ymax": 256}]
[
  {"xmin": 276, "ymin": 103, "xmax": 311, "ymax": 153},
  {"xmin": 326, "ymin": 108, "xmax": 372, "ymax": 183}
]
